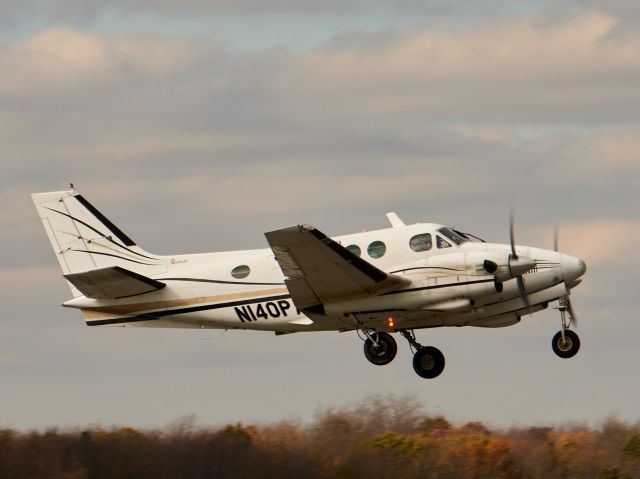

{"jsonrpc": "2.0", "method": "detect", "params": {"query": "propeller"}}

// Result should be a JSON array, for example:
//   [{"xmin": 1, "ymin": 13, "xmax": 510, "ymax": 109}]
[
  {"xmin": 481, "ymin": 211, "xmax": 536, "ymax": 312},
  {"xmin": 516, "ymin": 276, "xmax": 530, "ymax": 311},
  {"xmin": 509, "ymin": 211, "xmax": 531, "ymax": 312},
  {"xmin": 554, "ymin": 224, "xmax": 578, "ymax": 328},
  {"xmin": 509, "ymin": 211, "xmax": 518, "ymax": 259}
]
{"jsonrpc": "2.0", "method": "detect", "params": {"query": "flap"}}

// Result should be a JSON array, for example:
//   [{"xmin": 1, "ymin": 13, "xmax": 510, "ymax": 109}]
[
  {"xmin": 265, "ymin": 225, "xmax": 409, "ymax": 312},
  {"xmin": 64, "ymin": 266, "xmax": 166, "ymax": 300}
]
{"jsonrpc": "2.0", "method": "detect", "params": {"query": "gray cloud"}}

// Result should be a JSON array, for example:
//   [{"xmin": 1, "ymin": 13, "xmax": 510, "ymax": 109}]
[{"xmin": 0, "ymin": 0, "xmax": 539, "ymax": 26}]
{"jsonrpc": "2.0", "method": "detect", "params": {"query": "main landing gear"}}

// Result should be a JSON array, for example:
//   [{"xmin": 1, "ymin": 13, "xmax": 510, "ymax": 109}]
[
  {"xmin": 361, "ymin": 329, "xmax": 445, "ymax": 379},
  {"xmin": 363, "ymin": 331, "xmax": 397, "ymax": 365},
  {"xmin": 552, "ymin": 296, "xmax": 580, "ymax": 358}
]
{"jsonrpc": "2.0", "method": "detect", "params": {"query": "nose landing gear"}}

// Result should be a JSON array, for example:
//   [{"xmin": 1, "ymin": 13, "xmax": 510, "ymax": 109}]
[{"xmin": 552, "ymin": 296, "xmax": 580, "ymax": 358}]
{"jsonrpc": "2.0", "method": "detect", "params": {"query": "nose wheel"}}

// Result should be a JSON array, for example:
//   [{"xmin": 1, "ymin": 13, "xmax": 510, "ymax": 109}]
[
  {"xmin": 552, "ymin": 295, "xmax": 580, "ymax": 358},
  {"xmin": 552, "ymin": 330, "xmax": 580, "ymax": 358}
]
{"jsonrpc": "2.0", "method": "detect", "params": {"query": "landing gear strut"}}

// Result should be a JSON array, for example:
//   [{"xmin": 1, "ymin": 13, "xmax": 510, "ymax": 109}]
[
  {"xmin": 363, "ymin": 331, "xmax": 397, "ymax": 365},
  {"xmin": 552, "ymin": 296, "xmax": 580, "ymax": 358},
  {"xmin": 400, "ymin": 330, "xmax": 446, "ymax": 379}
]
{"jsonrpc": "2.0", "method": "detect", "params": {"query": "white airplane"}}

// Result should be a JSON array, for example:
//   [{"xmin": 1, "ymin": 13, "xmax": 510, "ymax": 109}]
[{"xmin": 32, "ymin": 187, "xmax": 586, "ymax": 379}]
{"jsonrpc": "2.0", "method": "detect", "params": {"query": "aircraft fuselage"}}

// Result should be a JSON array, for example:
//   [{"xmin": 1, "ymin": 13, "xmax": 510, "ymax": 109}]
[{"xmin": 63, "ymin": 223, "xmax": 584, "ymax": 333}]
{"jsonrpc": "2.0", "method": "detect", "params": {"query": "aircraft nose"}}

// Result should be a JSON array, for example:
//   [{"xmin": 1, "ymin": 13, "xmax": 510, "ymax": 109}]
[
  {"xmin": 578, "ymin": 258, "xmax": 587, "ymax": 276},
  {"xmin": 560, "ymin": 254, "xmax": 587, "ymax": 285}
]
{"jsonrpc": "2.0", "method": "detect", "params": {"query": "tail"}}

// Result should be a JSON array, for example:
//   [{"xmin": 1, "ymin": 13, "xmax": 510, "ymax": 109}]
[{"xmin": 32, "ymin": 188, "xmax": 167, "ymax": 296}]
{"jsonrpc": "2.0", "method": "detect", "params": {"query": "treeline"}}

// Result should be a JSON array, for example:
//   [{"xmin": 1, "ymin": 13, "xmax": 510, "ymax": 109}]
[{"xmin": 1, "ymin": 395, "xmax": 639, "ymax": 479}]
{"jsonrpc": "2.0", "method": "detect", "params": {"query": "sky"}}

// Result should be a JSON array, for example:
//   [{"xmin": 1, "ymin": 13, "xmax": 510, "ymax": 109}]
[{"xmin": 1, "ymin": 0, "xmax": 639, "ymax": 430}]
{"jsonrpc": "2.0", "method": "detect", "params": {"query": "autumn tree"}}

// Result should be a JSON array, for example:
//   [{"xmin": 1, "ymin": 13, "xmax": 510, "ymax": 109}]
[{"xmin": 0, "ymin": 398, "xmax": 638, "ymax": 479}]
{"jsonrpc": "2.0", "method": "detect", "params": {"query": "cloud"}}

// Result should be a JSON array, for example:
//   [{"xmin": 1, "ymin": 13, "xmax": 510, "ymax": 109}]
[
  {"xmin": 1, "ymin": 11, "xmax": 638, "ymax": 220},
  {"xmin": 3, "ymin": 11, "xmax": 640, "ymax": 125},
  {"xmin": 0, "ymin": 265, "xmax": 70, "ymax": 308},
  {"xmin": 528, "ymin": 217, "xmax": 640, "ymax": 306},
  {"xmin": 1, "ymin": 13, "xmax": 637, "ymax": 178},
  {"xmin": 3, "ymin": 0, "xmax": 636, "ymax": 22},
  {"xmin": 550, "ymin": 220, "xmax": 640, "ymax": 266},
  {"xmin": 275, "ymin": 12, "xmax": 640, "ymax": 124},
  {"xmin": 0, "ymin": 0, "xmax": 541, "ymax": 24},
  {"xmin": 0, "ymin": 28, "xmax": 218, "ymax": 97},
  {"xmin": 588, "ymin": 129, "xmax": 640, "ymax": 171}
]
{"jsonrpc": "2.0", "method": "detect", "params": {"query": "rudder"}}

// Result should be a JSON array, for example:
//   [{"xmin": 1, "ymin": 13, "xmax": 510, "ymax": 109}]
[{"xmin": 32, "ymin": 188, "xmax": 167, "ymax": 296}]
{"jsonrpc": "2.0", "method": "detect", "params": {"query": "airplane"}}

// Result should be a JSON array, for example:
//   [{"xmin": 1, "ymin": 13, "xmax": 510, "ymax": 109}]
[{"xmin": 32, "ymin": 187, "xmax": 586, "ymax": 379}]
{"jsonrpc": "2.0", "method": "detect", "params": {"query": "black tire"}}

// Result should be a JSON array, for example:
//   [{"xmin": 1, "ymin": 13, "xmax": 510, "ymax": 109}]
[
  {"xmin": 363, "ymin": 332, "xmax": 397, "ymax": 366},
  {"xmin": 552, "ymin": 330, "xmax": 580, "ymax": 358},
  {"xmin": 412, "ymin": 346, "xmax": 445, "ymax": 379}
]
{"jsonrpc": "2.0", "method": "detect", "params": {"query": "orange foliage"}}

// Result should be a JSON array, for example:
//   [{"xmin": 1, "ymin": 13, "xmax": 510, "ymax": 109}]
[{"xmin": 0, "ymin": 396, "xmax": 637, "ymax": 479}]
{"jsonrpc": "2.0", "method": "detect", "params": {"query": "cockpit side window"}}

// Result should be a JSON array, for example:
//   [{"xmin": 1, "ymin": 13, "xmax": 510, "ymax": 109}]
[
  {"xmin": 438, "ymin": 227, "xmax": 468, "ymax": 245},
  {"xmin": 410, "ymin": 233, "xmax": 432, "ymax": 252},
  {"xmin": 436, "ymin": 235, "xmax": 452, "ymax": 249}
]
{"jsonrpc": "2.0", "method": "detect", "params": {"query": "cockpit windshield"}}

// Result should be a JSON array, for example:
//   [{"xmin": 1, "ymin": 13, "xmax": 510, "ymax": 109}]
[
  {"xmin": 452, "ymin": 229, "xmax": 486, "ymax": 243},
  {"xmin": 438, "ymin": 227, "xmax": 469, "ymax": 245}
]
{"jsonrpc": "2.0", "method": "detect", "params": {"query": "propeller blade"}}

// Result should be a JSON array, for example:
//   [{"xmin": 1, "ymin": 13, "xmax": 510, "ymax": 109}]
[
  {"xmin": 509, "ymin": 210, "xmax": 518, "ymax": 259},
  {"xmin": 516, "ymin": 275, "xmax": 530, "ymax": 312},
  {"xmin": 553, "ymin": 223, "xmax": 559, "ymax": 252}
]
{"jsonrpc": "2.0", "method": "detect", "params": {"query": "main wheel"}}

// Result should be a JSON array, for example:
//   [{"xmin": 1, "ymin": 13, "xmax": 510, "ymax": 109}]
[
  {"xmin": 552, "ymin": 330, "xmax": 580, "ymax": 358},
  {"xmin": 363, "ymin": 332, "xmax": 397, "ymax": 366},
  {"xmin": 412, "ymin": 346, "xmax": 445, "ymax": 379}
]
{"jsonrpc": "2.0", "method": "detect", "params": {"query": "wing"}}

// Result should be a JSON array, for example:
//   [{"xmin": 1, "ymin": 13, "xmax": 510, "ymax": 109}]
[
  {"xmin": 265, "ymin": 225, "xmax": 409, "ymax": 312},
  {"xmin": 64, "ymin": 266, "xmax": 166, "ymax": 300}
]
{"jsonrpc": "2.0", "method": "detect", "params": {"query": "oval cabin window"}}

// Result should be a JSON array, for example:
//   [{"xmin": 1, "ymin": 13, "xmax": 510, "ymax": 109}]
[
  {"xmin": 231, "ymin": 265, "xmax": 251, "ymax": 279},
  {"xmin": 346, "ymin": 244, "xmax": 361, "ymax": 257},
  {"xmin": 367, "ymin": 241, "xmax": 386, "ymax": 259}
]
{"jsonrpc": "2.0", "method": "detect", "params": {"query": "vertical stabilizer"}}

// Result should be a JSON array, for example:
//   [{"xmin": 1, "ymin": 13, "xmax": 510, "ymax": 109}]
[{"xmin": 31, "ymin": 188, "xmax": 167, "ymax": 296}]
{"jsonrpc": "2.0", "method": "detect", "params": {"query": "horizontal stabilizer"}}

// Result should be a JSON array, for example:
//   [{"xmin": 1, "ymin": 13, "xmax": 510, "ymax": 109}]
[{"xmin": 64, "ymin": 266, "xmax": 166, "ymax": 300}]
